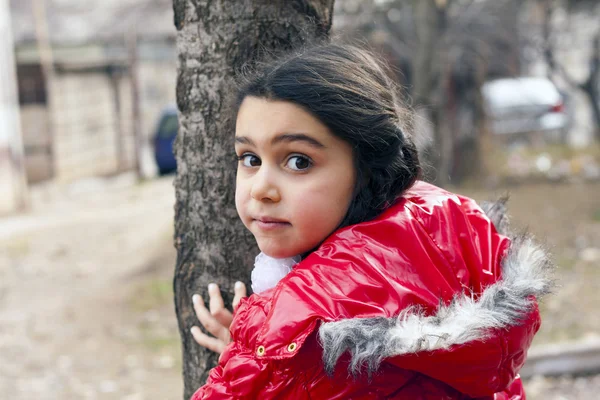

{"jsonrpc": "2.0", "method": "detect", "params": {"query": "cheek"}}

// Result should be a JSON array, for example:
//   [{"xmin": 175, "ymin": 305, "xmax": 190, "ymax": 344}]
[
  {"xmin": 292, "ymin": 180, "xmax": 352, "ymax": 230},
  {"xmin": 320, "ymin": 169, "xmax": 355, "ymax": 210},
  {"xmin": 234, "ymin": 190, "xmax": 242, "ymax": 215},
  {"xmin": 234, "ymin": 178, "xmax": 247, "ymax": 218}
]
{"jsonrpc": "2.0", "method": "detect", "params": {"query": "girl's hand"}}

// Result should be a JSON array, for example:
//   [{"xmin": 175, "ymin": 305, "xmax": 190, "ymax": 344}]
[{"xmin": 190, "ymin": 281, "xmax": 247, "ymax": 354}]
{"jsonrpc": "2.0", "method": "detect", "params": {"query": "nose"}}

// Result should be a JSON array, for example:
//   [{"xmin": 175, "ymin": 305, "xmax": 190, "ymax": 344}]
[{"xmin": 250, "ymin": 166, "xmax": 281, "ymax": 203}]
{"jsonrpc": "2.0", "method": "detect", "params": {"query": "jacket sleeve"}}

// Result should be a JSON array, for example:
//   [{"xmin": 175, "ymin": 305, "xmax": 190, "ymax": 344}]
[
  {"xmin": 189, "ymin": 292, "xmax": 314, "ymax": 400},
  {"xmin": 190, "ymin": 343, "xmax": 275, "ymax": 400},
  {"xmin": 376, "ymin": 193, "xmax": 549, "ymax": 396},
  {"xmin": 386, "ymin": 301, "xmax": 541, "ymax": 397},
  {"xmin": 190, "ymin": 344, "xmax": 318, "ymax": 400},
  {"xmin": 317, "ymin": 199, "xmax": 552, "ymax": 397},
  {"xmin": 191, "ymin": 365, "xmax": 231, "ymax": 400}
]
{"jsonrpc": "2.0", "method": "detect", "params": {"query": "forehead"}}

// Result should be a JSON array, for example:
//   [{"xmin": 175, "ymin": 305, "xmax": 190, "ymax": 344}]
[{"xmin": 235, "ymin": 97, "xmax": 333, "ymax": 144}]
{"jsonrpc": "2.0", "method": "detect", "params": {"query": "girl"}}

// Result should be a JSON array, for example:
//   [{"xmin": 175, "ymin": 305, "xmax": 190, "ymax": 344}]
[{"xmin": 189, "ymin": 43, "xmax": 552, "ymax": 399}]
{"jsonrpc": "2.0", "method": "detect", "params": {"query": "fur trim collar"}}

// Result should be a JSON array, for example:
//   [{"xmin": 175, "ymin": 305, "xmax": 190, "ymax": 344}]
[{"xmin": 318, "ymin": 199, "xmax": 554, "ymax": 377}]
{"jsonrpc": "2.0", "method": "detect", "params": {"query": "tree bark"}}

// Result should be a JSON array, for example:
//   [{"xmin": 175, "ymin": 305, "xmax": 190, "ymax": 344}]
[{"xmin": 172, "ymin": 1, "xmax": 334, "ymax": 398}]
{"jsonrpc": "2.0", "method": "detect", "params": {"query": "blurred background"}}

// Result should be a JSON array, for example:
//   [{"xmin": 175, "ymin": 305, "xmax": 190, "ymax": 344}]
[{"xmin": 0, "ymin": 0, "xmax": 599, "ymax": 399}]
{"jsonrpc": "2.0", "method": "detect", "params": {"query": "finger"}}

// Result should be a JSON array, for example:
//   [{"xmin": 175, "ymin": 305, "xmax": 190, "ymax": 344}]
[
  {"xmin": 190, "ymin": 326, "xmax": 226, "ymax": 354},
  {"xmin": 192, "ymin": 294, "xmax": 229, "ymax": 342},
  {"xmin": 208, "ymin": 283, "xmax": 233, "ymax": 328},
  {"xmin": 232, "ymin": 281, "xmax": 247, "ymax": 311}
]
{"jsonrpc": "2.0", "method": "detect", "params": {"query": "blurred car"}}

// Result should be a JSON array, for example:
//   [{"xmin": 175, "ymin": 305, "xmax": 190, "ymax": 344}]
[
  {"xmin": 482, "ymin": 77, "xmax": 569, "ymax": 140},
  {"xmin": 153, "ymin": 105, "xmax": 178, "ymax": 175}
]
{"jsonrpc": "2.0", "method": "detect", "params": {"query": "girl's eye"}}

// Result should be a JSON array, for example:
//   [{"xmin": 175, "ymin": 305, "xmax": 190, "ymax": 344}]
[
  {"xmin": 239, "ymin": 154, "xmax": 261, "ymax": 167},
  {"xmin": 286, "ymin": 155, "xmax": 312, "ymax": 171}
]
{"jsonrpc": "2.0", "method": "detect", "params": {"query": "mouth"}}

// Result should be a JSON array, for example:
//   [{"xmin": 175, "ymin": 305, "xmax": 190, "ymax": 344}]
[{"xmin": 253, "ymin": 217, "xmax": 291, "ymax": 231}]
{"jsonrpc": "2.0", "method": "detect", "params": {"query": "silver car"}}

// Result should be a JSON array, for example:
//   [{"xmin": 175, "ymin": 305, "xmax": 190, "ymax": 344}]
[{"xmin": 482, "ymin": 77, "xmax": 569, "ymax": 139}]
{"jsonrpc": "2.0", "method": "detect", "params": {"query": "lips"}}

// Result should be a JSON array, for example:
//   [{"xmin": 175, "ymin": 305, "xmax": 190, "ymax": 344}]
[
  {"xmin": 255, "ymin": 216, "xmax": 288, "ymax": 224},
  {"xmin": 253, "ymin": 216, "xmax": 290, "ymax": 231}
]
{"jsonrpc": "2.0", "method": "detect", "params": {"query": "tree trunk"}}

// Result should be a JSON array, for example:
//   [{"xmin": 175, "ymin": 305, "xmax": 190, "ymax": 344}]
[
  {"xmin": 542, "ymin": 0, "xmax": 600, "ymax": 143},
  {"xmin": 172, "ymin": 1, "xmax": 334, "ymax": 398},
  {"xmin": 412, "ymin": 0, "xmax": 450, "ymax": 185},
  {"xmin": 434, "ymin": 63, "xmax": 455, "ymax": 186},
  {"xmin": 412, "ymin": 0, "xmax": 446, "ymax": 106},
  {"xmin": 582, "ymin": 33, "xmax": 600, "ymax": 142},
  {"xmin": 473, "ymin": 55, "xmax": 492, "ymax": 183}
]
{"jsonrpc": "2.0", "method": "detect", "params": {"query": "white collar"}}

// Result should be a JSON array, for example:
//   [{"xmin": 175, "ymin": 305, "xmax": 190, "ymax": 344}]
[{"xmin": 251, "ymin": 252, "xmax": 301, "ymax": 294}]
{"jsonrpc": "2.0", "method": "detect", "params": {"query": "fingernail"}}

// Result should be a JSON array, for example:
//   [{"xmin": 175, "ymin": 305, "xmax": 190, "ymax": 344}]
[
  {"xmin": 235, "ymin": 281, "xmax": 243, "ymax": 290},
  {"xmin": 192, "ymin": 294, "xmax": 200, "ymax": 304},
  {"xmin": 190, "ymin": 327, "xmax": 197, "ymax": 334},
  {"xmin": 208, "ymin": 283, "xmax": 217, "ymax": 292}
]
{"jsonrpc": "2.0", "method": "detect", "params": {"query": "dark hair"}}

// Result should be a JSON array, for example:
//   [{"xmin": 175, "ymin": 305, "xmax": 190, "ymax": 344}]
[{"xmin": 233, "ymin": 43, "xmax": 421, "ymax": 228}]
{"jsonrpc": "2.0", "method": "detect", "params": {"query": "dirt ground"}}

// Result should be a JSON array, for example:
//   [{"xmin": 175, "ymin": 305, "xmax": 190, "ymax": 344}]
[
  {"xmin": 0, "ymin": 175, "xmax": 182, "ymax": 400},
  {"xmin": 0, "ymin": 175, "xmax": 598, "ymax": 399}
]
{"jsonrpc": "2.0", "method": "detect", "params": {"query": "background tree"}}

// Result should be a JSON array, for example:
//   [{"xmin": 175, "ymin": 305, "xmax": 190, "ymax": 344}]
[
  {"xmin": 171, "ymin": 1, "xmax": 335, "ymax": 398},
  {"xmin": 408, "ymin": 0, "xmax": 521, "ymax": 184},
  {"xmin": 336, "ymin": 0, "xmax": 522, "ymax": 184},
  {"xmin": 411, "ymin": 0, "xmax": 451, "ymax": 184},
  {"xmin": 540, "ymin": 0, "xmax": 600, "ymax": 142}
]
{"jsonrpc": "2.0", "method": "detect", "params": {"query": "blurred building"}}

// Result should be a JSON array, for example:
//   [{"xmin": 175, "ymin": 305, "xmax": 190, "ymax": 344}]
[{"xmin": 10, "ymin": 0, "xmax": 176, "ymax": 184}]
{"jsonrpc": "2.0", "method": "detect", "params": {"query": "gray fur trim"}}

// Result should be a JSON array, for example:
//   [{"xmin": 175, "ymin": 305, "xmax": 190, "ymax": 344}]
[{"xmin": 319, "ymin": 201, "xmax": 554, "ymax": 377}]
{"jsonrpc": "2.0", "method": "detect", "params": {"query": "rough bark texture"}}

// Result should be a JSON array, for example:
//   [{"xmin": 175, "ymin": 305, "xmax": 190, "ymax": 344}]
[{"xmin": 172, "ymin": 1, "xmax": 334, "ymax": 398}]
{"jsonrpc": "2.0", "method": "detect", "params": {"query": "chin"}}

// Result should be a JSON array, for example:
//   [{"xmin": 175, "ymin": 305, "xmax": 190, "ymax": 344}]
[{"xmin": 259, "ymin": 245, "xmax": 302, "ymax": 260}]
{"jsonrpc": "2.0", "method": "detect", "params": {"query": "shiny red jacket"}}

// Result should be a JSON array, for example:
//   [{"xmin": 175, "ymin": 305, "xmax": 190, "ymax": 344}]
[{"xmin": 192, "ymin": 182, "xmax": 551, "ymax": 399}]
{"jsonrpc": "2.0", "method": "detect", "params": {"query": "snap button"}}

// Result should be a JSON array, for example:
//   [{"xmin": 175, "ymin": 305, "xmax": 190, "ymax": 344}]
[
  {"xmin": 287, "ymin": 342, "xmax": 297, "ymax": 352},
  {"xmin": 256, "ymin": 345, "xmax": 265, "ymax": 356}
]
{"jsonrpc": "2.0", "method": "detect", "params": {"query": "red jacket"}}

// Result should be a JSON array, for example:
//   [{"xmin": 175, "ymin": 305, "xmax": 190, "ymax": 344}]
[{"xmin": 193, "ymin": 182, "xmax": 551, "ymax": 399}]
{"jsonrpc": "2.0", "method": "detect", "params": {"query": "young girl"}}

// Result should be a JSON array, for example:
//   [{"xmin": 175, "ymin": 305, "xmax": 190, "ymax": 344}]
[{"xmin": 189, "ymin": 43, "xmax": 552, "ymax": 399}]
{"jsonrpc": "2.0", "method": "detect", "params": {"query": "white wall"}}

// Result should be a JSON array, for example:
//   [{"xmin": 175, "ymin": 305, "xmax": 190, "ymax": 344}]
[{"xmin": 51, "ymin": 72, "xmax": 120, "ymax": 182}]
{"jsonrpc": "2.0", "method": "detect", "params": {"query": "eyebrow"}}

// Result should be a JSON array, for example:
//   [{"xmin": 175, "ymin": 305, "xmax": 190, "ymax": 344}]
[{"xmin": 235, "ymin": 133, "xmax": 326, "ymax": 148}]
